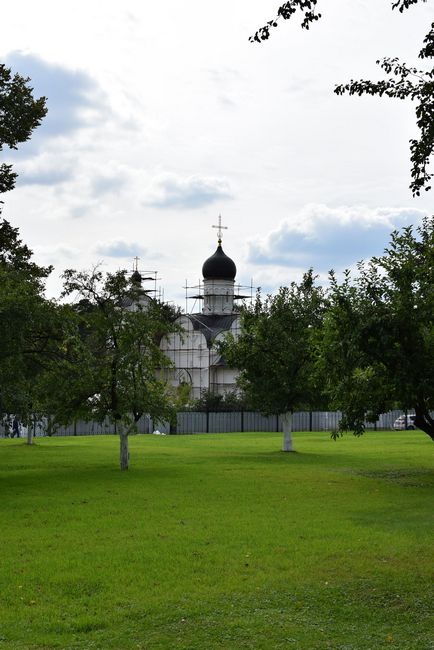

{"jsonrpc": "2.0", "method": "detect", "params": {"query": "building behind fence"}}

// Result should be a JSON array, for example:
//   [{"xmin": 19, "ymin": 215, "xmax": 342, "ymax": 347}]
[{"xmin": 0, "ymin": 410, "xmax": 420, "ymax": 437}]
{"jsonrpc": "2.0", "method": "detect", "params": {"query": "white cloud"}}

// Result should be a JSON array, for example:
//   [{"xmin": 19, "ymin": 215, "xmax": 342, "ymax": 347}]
[
  {"xmin": 33, "ymin": 244, "xmax": 80, "ymax": 267},
  {"xmin": 16, "ymin": 152, "xmax": 74, "ymax": 187},
  {"xmin": 247, "ymin": 204, "xmax": 427, "ymax": 272},
  {"xmin": 4, "ymin": 52, "xmax": 108, "ymax": 142},
  {"xmin": 143, "ymin": 173, "xmax": 233, "ymax": 209},
  {"xmin": 94, "ymin": 240, "xmax": 147, "ymax": 259},
  {"xmin": 90, "ymin": 173, "xmax": 128, "ymax": 197},
  {"xmin": 1, "ymin": 2, "xmax": 432, "ymax": 306}
]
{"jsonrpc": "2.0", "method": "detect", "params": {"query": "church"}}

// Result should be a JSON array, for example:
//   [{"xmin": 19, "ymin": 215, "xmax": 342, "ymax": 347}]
[{"xmin": 159, "ymin": 220, "xmax": 246, "ymax": 400}]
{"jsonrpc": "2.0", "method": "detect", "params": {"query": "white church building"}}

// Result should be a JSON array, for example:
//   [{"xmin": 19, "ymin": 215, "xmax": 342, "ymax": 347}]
[{"xmin": 160, "ymin": 223, "xmax": 245, "ymax": 400}]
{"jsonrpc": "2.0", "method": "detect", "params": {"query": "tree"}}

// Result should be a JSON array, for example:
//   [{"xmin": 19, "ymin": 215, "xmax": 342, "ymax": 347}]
[
  {"xmin": 0, "ymin": 63, "xmax": 47, "ymax": 196},
  {"xmin": 191, "ymin": 389, "xmax": 250, "ymax": 412},
  {"xmin": 0, "ymin": 63, "xmax": 49, "ymax": 443},
  {"xmin": 220, "ymin": 270, "xmax": 326, "ymax": 451},
  {"xmin": 250, "ymin": 1, "xmax": 433, "ymax": 196},
  {"xmin": 319, "ymin": 216, "xmax": 434, "ymax": 442},
  {"xmin": 40, "ymin": 268, "xmax": 179, "ymax": 469},
  {"xmin": 0, "ymin": 219, "xmax": 59, "ymax": 444}
]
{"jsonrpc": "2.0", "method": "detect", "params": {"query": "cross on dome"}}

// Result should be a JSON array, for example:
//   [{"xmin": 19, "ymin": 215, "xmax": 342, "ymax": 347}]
[{"xmin": 212, "ymin": 214, "xmax": 228, "ymax": 244}]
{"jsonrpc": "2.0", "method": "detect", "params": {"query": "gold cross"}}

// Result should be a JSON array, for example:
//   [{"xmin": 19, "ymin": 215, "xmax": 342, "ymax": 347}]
[{"xmin": 212, "ymin": 214, "xmax": 228, "ymax": 244}]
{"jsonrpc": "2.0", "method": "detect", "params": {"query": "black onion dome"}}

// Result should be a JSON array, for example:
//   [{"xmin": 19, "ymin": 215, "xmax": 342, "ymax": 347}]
[
  {"xmin": 130, "ymin": 270, "xmax": 142, "ymax": 284},
  {"xmin": 202, "ymin": 244, "xmax": 236, "ymax": 280}
]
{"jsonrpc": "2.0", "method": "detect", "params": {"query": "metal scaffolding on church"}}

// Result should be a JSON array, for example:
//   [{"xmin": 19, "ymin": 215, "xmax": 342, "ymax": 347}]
[
  {"xmin": 159, "ymin": 216, "xmax": 257, "ymax": 399},
  {"xmin": 130, "ymin": 257, "xmax": 163, "ymax": 301},
  {"xmin": 183, "ymin": 278, "xmax": 254, "ymax": 315}
]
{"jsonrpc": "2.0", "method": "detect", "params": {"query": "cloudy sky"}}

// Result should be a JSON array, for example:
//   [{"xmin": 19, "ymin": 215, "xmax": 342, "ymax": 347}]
[{"xmin": 1, "ymin": 0, "xmax": 432, "ymax": 307}]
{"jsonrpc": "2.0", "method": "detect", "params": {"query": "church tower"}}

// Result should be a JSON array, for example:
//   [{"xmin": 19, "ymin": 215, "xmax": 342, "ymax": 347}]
[
  {"xmin": 160, "ymin": 216, "xmax": 242, "ymax": 399},
  {"xmin": 201, "ymin": 216, "xmax": 237, "ymax": 315}
]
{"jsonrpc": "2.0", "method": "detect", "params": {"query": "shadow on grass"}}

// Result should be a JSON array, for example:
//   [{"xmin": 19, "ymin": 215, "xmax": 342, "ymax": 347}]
[
  {"xmin": 2, "ymin": 434, "xmax": 432, "ymax": 500},
  {"xmin": 204, "ymin": 448, "xmax": 355, "ymax": 469},
  {"xmin": 0, "ymin": 459, "xmax": 184, "ymax": 505}
]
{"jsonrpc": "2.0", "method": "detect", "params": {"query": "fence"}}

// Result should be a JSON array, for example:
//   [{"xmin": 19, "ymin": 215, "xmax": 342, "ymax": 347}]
[
  {"xmin": 0, "ymin": 409, "xmax": 417, "ymax": 437},
  {"xmin": 170, "ymin": 409, "xmax": 407, "ymax": 434}
]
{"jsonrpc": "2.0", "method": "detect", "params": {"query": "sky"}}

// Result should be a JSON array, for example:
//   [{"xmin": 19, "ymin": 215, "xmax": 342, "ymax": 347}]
[{"xmin": 1, "ymin": 0, "xmax": 432, "ymax": 308}]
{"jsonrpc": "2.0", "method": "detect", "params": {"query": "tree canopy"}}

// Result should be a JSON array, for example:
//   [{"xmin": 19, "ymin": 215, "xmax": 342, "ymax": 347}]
[
  {"xmin": 0, "ymin": 63, "xmax": 50, "ymax": 442},
  {"xmin": 0, "ymin": 219, "xmax": 59, "ymax": 430},
  {"xmin": 39, "ymin": 268, "xmax": 179, "ymax": 469},
  {"xmin": 220, "ymin": 270, "xmax": 326, "ymax": 451},
  {"xmin": 250, "ymin": 0, "xmax": 433, "ymax": 196},
  {"xmin": 221, "ymin": 218, "xmax": 434, "ymax": 445},
  {"xmin": 0, "ymin": 63, "xmax": 47, "ymax": 197},
  {"xmin": 320, "ymin": 216, "xmax": 434, "ymax": 442}
]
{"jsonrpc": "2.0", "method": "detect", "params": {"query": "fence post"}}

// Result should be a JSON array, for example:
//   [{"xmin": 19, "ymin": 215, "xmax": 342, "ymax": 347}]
[
  {"xmin": 309, "ymin": 411, "xmax": 313, "ymax": 432},
  {"xmin": 241, "ymin": 410, "xmax": 244, "ymax": 433}
]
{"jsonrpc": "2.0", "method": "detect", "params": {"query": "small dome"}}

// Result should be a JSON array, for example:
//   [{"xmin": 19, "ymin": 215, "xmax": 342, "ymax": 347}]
[
  {"xmin": 130, "ymin": 270, "xmax": 142, "ymax": 285},
  {"xmin": 202, "ymin": 244, "xmax": 236, "ymax": 280}
]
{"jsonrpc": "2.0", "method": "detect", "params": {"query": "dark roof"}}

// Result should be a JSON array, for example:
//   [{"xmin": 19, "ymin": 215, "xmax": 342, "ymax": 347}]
[
  {"xmin": 202, "ymin": 244, "xmax": 236, "ymax": 281},
  {"xmin": 130, "ymin": 270, "xmax": 142, "ymax": 285},
  {"xmin": 187, "ymin": 313, "xmax": 238, "ymax": 348}
]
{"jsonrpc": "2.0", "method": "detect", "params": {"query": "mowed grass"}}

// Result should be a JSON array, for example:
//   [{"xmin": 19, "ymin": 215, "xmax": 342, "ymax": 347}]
[{"xmin": 0, "ymin": 431, "xmax": 433, "ymax": 650}]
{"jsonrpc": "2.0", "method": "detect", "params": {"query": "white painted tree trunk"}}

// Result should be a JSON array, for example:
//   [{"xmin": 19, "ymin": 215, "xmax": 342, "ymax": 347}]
[
  {"xmin": 119, "ymin": 430, "xmax": 129, "ymax": 470},
  {"xmin": 26, "ymin": 424, "xmax": 33, "ymax": 446},
  {"xmin": 281, "ymin": 412, "xmax": 293, "ymax": 452}
]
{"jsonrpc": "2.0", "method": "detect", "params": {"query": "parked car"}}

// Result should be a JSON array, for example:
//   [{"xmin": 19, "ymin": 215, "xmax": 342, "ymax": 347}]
[{"xmin": 393, "ymin": 414, "xmax": 417, "ymax": 430}]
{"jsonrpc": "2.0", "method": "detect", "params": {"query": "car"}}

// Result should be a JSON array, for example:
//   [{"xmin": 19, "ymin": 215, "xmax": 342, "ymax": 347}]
[{"xmin": 393, "ymin": 414, "xmax": 417, "ymax": 430}]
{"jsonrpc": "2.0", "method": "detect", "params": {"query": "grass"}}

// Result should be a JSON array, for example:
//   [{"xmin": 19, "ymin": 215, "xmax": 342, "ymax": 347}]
[{"xmin": 0, "ymin": 430, "xmax": 433, "ymax": 649}]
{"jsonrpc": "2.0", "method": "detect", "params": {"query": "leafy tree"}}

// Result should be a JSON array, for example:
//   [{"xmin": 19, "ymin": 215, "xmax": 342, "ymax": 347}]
[
  {"xmin": 172, "ymin": 381, "xmax": 193, "ymax": 410},
  {"xmin": 220, "ymin": 270, "xmax": 326, "ymax": 451},
  {"xmin": 191, "ymin": 389, "xmax": 250, "ymax": 413},
  {"xmin": 250, "ymin": 0, "xmax": 433, "ymax": 196},
  {"xmin": 320, "ymin": 216, "xmax": 434, "ymax": 442},
  {"xmin": 0, "ymin": 219, "xmax": 59, "ymax": 443},
  {"xmin": 0, "ymin": 217, "xmax": 50, "ymax": 280},
  {"xmin": 0, "ymin": 63, "xmax": 47, "ymax": 196},
  {"xmin": 0, "ymin": 63, "xmax": 49, "ymax": 443},
  {"xmin": 40, "ymin": 268, "xmax": 179, "ymax": 469}
]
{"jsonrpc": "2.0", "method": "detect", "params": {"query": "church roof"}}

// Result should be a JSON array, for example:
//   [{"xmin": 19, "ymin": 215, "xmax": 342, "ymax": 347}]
[
  {"xmin": 130, "ymin": 270, "xmax": 142, "ymax": 284},
  {"xmin": 202, "ymin": 244, "xmax": 236, "ymax": 281},
  {"xmin": 187, "ymin": 313, "xmax": 238, "ymax": 348}
]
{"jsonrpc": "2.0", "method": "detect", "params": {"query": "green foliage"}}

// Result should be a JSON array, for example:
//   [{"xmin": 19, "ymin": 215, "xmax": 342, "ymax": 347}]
[
  {"xmin": 250, "ymin": 1, "xmax": 433, "ymax": 196},
  {"xmin": 334, "ymin": 38, "xmax": 434, "ymax": 196},
  {"xmin": 0, "ymin": 219, "xmax": 58, "ymax": 419},
  {"xmin": 0, "ymin": 63, "xmax": 47, "ymax": 196},
  {"xmin": 39, "ymin": 268, "xmax": 179, "ymax": 436},
  {"xmin": 250, "ymin": 1, "xmax": 427, "ymax": 41},
  {"xmin": 191, "ymin": 388, "xmax": 250, "ymax": 412},
  {"xmin": 172, "ymin": 380, "xmax": 193, "ymax": 410},
  {"xmin": 0, "ymin": 431, "xmax": 432, "ymax": 648},
  {"xmin": 321, "ymin": 216, "xmax": 434, "ymax": 441},
  {"xmin": 0, "ymin": 63, "xmax": 50, "ymax": 423},
  {"xmin": 221, "ymin": 270, "xmax": 326, "ymax": 416}
]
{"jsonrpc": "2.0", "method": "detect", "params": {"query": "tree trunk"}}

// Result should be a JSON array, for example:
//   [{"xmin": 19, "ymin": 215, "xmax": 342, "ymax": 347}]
[
  {"xmin": 281, "ymin": 411, "xmax": 293, "ymax": 452},
  {"xmin": 119, "ymin": 430, "xmax": 129, "ymax": 470},
  {"xmin": 26, "ymin": 423, "xmax": 33, "ymax": 446},
  {"xmin": 414, "ymin": 405, "xmax": 434, "ymax": 442}
]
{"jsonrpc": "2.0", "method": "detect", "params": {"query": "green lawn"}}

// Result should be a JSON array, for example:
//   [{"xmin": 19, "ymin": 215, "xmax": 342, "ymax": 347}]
[{"xmin": 0, "ymin": 431, "xmax": 433, "ymax": 649}]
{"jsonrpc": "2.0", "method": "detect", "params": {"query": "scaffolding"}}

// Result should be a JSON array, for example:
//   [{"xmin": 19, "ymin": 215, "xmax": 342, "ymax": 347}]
[
  {"xmin": 183, "ymin": 278, "xmax": 255, "ymax": 314},
  {"xmin": 130, "ymin": 258, "xmax": 163, "ymax": 301}
]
